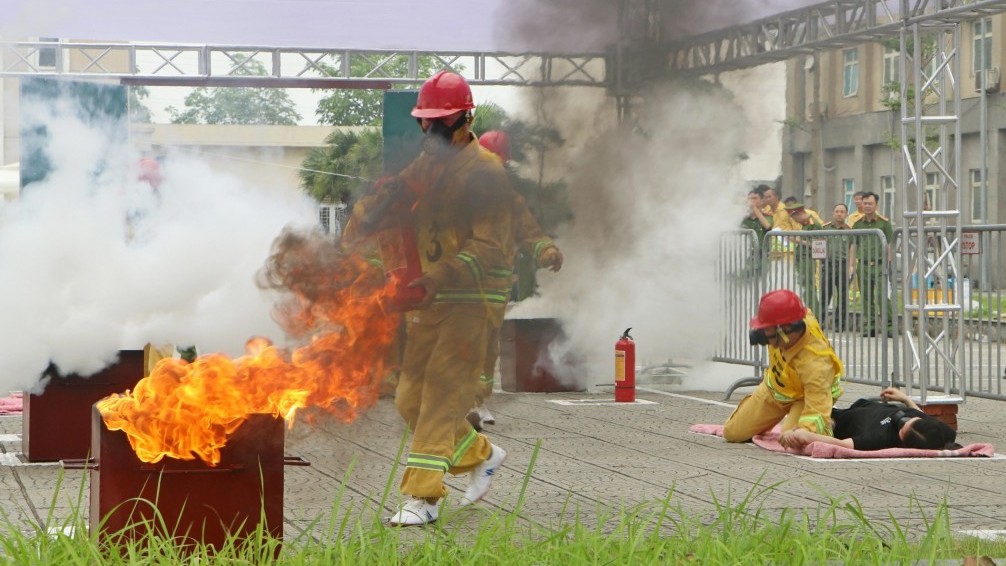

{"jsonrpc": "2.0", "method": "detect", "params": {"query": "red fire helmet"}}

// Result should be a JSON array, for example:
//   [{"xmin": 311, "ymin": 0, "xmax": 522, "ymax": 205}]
[
  {"xmin": 479, "ymin": 130, "xmax": 511, "ymax": 163},
  {"xmin": 749, "ymin": 289, "xmax": 807, "ymax": 329},
  {"xmin": 411, "ymin": 70, "xmax": 475, "ymax": 119}
]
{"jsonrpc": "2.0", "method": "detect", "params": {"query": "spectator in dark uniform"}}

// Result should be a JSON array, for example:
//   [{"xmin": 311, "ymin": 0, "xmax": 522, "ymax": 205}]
[{"xmin": 821, "ymin": 203, "xmax": 853, "ymax": 331}]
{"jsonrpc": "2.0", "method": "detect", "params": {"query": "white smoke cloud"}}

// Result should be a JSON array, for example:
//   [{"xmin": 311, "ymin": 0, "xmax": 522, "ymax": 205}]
[
  {"xmin": 0, "ymin": 91, "xmax": 318, "ymax": 392},
  {"xmin": 510, "ymin": 81, "xmax": 751, "ymax": 388}
]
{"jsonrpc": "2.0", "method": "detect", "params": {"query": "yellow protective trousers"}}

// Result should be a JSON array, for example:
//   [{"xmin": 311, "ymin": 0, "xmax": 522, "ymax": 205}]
[
  {"xmin": 722, "ymin": 381, "xmax": 838, "ymax": 442},
  {"xmin": 476, "ymin": 323, "xmax": 501, "ymax": 403},
  {"xmin": 396, "ymin": 304, "xmax": 494, "ymax": 499}
]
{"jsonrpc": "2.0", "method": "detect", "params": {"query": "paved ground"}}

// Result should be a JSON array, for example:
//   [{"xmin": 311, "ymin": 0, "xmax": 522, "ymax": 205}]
[{"xmin": 1, "ymin": 367, "xmax": 1006, "ymax": 544}]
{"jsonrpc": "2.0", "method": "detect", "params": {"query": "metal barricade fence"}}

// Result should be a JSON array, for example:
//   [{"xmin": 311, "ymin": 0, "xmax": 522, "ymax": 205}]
[
  {"xmin": 717, "ymin": 228, "xmax": 895, "ymax": 396},
  {"xmin": 893, "ymin": 225, "xmax": 1006, "ymax": 400},
  {"xmin": 715, "ymin": 230, "xmax": 765, "ymax": 397}
]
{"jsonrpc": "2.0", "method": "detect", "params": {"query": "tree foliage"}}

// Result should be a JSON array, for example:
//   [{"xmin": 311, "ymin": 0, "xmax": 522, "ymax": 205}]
[
  {"xmin": 167, "ymin": 56, "xmax": 301, "ymax": 125},
  {"xmin": 314, "ymin": 55, "xmax": 446, "ymax": 126},
  {"xmin": 128, "ymin": 85, "xmax": 153, "ymax": 123},
  {"xmin": 299, "ymin": 129, "xmax": 383, "ymax": 203}
]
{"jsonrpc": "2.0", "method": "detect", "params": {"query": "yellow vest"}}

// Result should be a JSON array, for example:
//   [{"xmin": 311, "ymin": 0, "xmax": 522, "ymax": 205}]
[{"xmin": 763, "ymin": 313, "xmax": 844, "ymax": 433}]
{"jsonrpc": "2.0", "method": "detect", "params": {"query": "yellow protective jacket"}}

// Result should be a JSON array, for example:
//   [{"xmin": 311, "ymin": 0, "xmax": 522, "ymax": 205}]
[
  {"xmin": 479, "ymin": 147, "xmax": 557, "ymax": 266},
  {"xmin": 511, "ymin": 192, "xmax": 557, "ymax": 267},
  {"xmin": 763, "ymin": 313, "xmax": 844, "ymax": 434},
  {"xmin": 395, "ymin": 135, "xmax": 515, "ymax": 310}
]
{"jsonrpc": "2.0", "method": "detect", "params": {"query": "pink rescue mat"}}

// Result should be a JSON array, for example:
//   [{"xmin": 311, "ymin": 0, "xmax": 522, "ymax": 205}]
[
  {"xmin": 0, "ymin": 392, "xmax": 23, "ymax": 415},
  {"xmin": 689, "ymin": 423, "xmax": 995, "ymax": 459}
]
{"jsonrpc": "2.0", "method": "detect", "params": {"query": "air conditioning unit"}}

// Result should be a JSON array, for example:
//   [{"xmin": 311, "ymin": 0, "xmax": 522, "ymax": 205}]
[
  {"xmin": 318, "ymin": 202, "xmax": 347, "ymax": 239},
  {"xmin": 975, "ymin": 66, "xmax": 1000, "ymax": 93}
]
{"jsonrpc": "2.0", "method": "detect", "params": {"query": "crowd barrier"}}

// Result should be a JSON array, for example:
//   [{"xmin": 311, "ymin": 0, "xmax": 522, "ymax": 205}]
[{"xmin": 717, "ymin": 225, "xmax": 1006, "ymax": 400}]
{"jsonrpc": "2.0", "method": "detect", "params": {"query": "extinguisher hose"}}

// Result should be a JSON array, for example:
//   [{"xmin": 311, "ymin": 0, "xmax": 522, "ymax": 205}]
[{"xmin": 621, "ymin": 328, "xmax": 632, "ymax": 340}]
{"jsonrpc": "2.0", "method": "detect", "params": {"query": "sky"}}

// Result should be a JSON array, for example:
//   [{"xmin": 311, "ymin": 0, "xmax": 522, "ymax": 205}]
[{"xmin": 0, "ymin": 0, "xmax": 823, "ymax": 52}]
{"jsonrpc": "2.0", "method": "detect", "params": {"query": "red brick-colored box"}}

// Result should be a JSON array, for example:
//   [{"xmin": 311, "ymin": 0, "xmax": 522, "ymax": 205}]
[
  {"xmin": 920, "ymin": 403, "xmax": 959, "ymax": 431},
  {"xmin": 23, "ymin": 351, "xmax": 144, "ymax": 461}
]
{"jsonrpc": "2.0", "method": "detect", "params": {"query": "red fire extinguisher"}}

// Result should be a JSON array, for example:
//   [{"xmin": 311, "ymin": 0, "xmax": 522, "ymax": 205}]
[
  {"xmin": 367, "ymin": 175, "xmax": 424, "ymax": 311},
  {"xmin": 615, "ymin": 328, "xmax": 635, "ymax": 402},
  {"xmin": 387, "ymin": 212, "xmax": 426, "ymax": 311}
]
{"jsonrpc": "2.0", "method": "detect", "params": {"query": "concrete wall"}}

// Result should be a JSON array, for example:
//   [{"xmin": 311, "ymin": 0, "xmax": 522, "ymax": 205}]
[{"xmin": 140, "ymin": 124, "xmax": 354, "ymax": 196}]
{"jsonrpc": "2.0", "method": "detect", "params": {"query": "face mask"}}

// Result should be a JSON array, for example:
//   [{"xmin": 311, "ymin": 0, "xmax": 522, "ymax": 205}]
[{"xmin": 420, "ymin": 114, "xmax": 467, "ymax": 154}]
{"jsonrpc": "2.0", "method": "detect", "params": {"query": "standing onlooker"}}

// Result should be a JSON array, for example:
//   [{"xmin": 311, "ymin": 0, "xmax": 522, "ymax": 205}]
[
  {"xmin": 849, "ymin": 192, "xmax": 894, "ymax": 337},
  {"xmin": 741, "ymin": 188, "xmax": 773, "ymax": 241},
  {"xmin": 847, "ymin": 191, "xmax": 867, "ymax": 226},
  {"xmin": 786, "ymin": 202, "xmax": 822, "ymax": 316},
  {"xmin": 355, "ymin": 70, "xmax": 511, "ymax": 526},
  {"xmin": 739, "ymin": 188, "xmax": 774, "ymax": 281},
  {"xmin": 760, "ymin": 186, "xmax": 788, "ymax": 226},
  {"xmin": 821, "ymin": 203, "xmax": 852, "ymax": 331}
]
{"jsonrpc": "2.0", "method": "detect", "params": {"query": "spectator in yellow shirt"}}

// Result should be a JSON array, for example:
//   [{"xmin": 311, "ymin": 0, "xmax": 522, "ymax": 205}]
[{"xmin": 847, "ymin": 191, "xmax": 867, "ymax": 226}]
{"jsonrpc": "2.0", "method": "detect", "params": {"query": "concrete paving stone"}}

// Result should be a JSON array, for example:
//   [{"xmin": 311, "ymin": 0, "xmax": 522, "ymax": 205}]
[{"xmin": 4, "ymin": 375, "xmax": 1006, "ymax": 542}]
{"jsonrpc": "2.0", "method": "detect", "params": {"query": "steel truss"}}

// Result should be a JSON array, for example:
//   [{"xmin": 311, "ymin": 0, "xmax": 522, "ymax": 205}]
[
  {"xmin": 0, "ymin": 42, "xmax": 608, "ymax": 88},
  {"xmin": 898, "ymin": 13, "xmax": 965, "ymax": 404},
  {"xmin": 667, "ymin": 0, "xmax": 1006, "ymax": 77}
]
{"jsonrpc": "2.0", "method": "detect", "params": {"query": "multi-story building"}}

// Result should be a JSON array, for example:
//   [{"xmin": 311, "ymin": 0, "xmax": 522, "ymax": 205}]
[{"xmin": 781, "ymin": 15, "xmax": 1003, "ymax": 227}]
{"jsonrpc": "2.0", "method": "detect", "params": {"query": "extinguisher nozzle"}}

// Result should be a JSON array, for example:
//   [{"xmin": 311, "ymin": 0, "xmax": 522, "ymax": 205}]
[{"xmin": 621, "ymin": 328, "xmax": 632, "ymax": 340}]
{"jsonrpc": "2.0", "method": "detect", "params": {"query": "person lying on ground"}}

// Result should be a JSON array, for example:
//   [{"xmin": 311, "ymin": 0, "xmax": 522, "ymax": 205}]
[{"xmin": 778, "ymin": 387, "xmax": 962, "ymax": 451}]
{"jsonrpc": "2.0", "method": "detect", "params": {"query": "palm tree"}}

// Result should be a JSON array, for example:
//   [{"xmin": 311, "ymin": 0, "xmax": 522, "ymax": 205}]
[{"xmin": 299, "ymin": 129, "xmax": 383, "ymax": 204}]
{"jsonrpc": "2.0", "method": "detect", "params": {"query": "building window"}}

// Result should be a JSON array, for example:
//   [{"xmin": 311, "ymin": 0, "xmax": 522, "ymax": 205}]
[
  {"xmin": 843, "ymin": 49, "xmax": 860, "ymax": 97},
  {"xmin": 882, "ymin": 45, "xmax": 899, "ymax": 85},
  {"xmin": 970, "ymin": 169, "xmax": 987, "ymax": 223},
  {"xmin": 842, "ymin": 179, "xmax": 856, "ymax": 211},
  {"xmin": 973, "ymin": 18, "xmax": 993, "ymax": 74},
  {"xmin": 37, "ymin": 37, "xmax": 58, "ymax": 69},
  {"xmin": 880, "ymin": 175, "xmax": 896, "ymax": 219},
  {"xmin": 924, "ymin": 172, "xmax": 939, "ymax": 211}
]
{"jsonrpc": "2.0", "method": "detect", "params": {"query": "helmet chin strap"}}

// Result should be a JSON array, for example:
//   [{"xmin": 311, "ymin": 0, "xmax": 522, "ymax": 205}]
[{"xmin": 776, "ymin": 325, "xmax": 790, "ymax": 344}]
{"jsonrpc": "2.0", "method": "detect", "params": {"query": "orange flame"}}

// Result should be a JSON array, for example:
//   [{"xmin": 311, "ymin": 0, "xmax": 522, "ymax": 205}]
[{"xmin": 96, "ymin": 229, "xmax": 402, "ymax": 465}]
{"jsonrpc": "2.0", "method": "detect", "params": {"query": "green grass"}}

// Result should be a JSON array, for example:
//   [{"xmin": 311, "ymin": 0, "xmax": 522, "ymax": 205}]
[
  {"xmin": 967, "ymin": 292, "xmax": 1006, "ymax": 319},
  {"xmin": 3, "ymin": 451, "xmax": 1006, "ymax": 565}
]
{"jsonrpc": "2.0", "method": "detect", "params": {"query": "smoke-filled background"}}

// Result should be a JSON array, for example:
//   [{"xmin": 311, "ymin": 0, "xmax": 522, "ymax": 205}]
[
  {"xmin": 493, "ymin": 0, "xmax": 823, "ymax": 51},
  {"xmin": 493, "ymin": 0, "xmax": 805, "ymax": 390},
  {"xmin": 0, "ymin": 90, "xmax": 319, "ymax": 392},
  {"xmin": 510, "ymin": 81, "xmax": 750, "ymax": 389}
]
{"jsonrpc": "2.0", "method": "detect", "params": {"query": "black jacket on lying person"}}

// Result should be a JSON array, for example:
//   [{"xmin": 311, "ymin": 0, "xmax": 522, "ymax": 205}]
[{"xmin": 831, "ymin": 398, "xmax": 959, "ymax": 451}]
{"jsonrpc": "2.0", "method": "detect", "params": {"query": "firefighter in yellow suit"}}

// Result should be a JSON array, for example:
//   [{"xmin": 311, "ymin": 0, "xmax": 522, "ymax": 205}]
[
  {"xmin": 723, "ymin": 289, "xmax": 844, "ymax": 446},
  {"xmin": 355, "ymin": 71, "xmax": 513, "ymax": 526},
  {"xmin": 469, "ymin": 130, "xmax": 563, "ymax": 429}
]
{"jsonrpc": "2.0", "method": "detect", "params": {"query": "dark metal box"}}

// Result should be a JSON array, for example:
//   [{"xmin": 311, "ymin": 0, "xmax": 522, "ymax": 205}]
[
  {"xmin": 23, "ymin": 350, "xmax": 144, "ymax": 462},
  {"xmin": 500, "ymin": 318, "xmax": 583, "ymax": 393}
]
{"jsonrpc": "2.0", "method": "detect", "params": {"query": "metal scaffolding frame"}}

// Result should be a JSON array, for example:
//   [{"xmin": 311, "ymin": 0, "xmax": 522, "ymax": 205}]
[
  {"xmin": 0, "ymin": 42, "xmax": 609, "ymax": 88},
  {"xmin": 897, "ymin": 11, "xmax": 965, "ymax": 404},
  {"xmin": 667, "ymin": 0, "xmax": 1006, "ymax": 77}
]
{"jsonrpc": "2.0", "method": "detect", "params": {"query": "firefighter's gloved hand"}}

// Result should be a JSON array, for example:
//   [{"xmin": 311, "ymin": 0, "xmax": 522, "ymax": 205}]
[
  {"xmin": 407, "ymin": 276, "xmax": 438, "ymax": 309},
  {"xmin": 538, "ymin": 247, "xmax": 563, "ymax": 272}
]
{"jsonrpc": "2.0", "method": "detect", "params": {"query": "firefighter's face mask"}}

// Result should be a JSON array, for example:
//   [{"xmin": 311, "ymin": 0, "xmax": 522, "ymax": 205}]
[
  {"xmin": 749, "ymin": 321, "xmax": 804, "ymax": 347},
  {"xmin": 418, "ymin": 112, "xmax": 468, "ymax": 155},
  {"xmin": 749, "ymin": 327, "xmax": 780, "ymax": 346}
]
